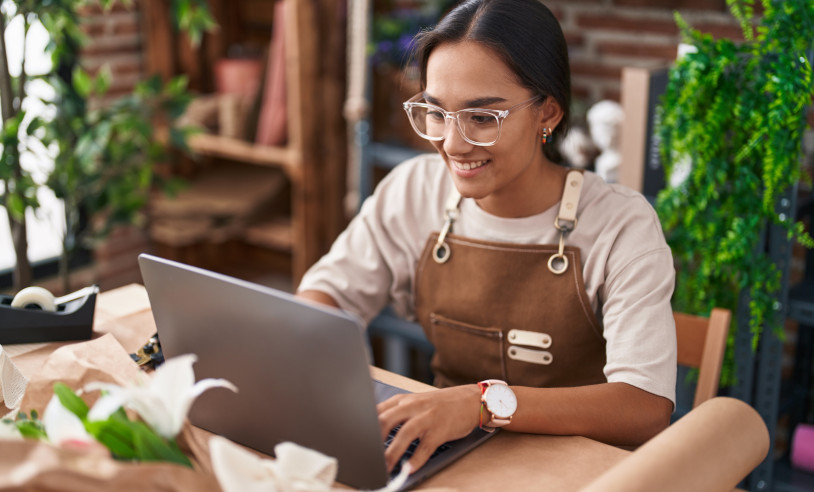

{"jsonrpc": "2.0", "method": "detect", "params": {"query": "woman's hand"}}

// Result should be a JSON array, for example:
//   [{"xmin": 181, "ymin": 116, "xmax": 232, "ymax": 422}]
[{"xmin": 377, "ymin": 384, "xmax": 482, "ymax": 473}]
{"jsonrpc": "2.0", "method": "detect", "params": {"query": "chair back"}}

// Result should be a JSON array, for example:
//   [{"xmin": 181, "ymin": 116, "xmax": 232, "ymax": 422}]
[{"xmin": 674, "ymin": 307, "xmax": 731, "ymax": 408}]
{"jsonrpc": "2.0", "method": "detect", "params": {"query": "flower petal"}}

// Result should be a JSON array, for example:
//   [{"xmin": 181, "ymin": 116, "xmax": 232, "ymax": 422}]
[
  {"xmin": 168, "ymin": 378, "xmax": 239, "ymax": 438},
  {"xmin": 43, "ymin": 395, "xmax": 94, "ymax": 446},
  {"xmin": 87, "ymin": 393, "xmax": 127, "ymax": 422},
  {"xmin": 0, "ymin": 419, "xmax": 21, "ymax": 440},
  {"xmin": 123, "ymin": 389, "xmax": 176, "ymax": 439},
  {"xmin": 149, "ymin": 354, "xmax": 197, "ymax": 424}
]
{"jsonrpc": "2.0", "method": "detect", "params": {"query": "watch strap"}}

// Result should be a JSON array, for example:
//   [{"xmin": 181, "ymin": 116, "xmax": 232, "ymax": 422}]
[{"xmin": 478, "ymin": 379, "xmax": 512, "ymax": 431}]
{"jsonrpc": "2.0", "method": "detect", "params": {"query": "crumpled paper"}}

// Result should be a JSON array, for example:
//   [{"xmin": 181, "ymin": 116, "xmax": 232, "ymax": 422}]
[
  {"xmin": 1, "ymin": 334, "xmax": 221, "ymax": 492},
  {"xmin": 0, "ymin": 344, "xmax": 28, "ymax": 412},
  {"xmin": 210, "ymin": 436, "xmax": 411, "ymax": 492},
  {"xmin": 17, "ymin": 334, "xmax": 143, "ymax": 415},
  {"xmin": 0, "ymin": 439, "xmax": 219, "ymax": 492}
]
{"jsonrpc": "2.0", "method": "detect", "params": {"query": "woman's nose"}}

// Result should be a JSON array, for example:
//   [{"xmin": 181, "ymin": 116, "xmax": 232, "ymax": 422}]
[{"xmin": 443, "ymin": 118, "xmax": 474, "ymax": 154}]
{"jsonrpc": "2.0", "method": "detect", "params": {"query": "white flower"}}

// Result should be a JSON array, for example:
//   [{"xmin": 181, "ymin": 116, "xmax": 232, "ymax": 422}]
[
  {"xmin": 42, "ymin": 395, "xmax": 95, "ymax": 446},
  {"xmin": 0, "ymin": 418, "xmax": 21, "ymax": 440},
  {"xmin": 85, "ymin": 354, "xmax": 237, "ymax": 439}
]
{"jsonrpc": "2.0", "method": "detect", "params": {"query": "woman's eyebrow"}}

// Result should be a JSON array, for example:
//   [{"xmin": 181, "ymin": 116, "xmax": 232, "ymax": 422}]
[
  {"xmin": 423, "ymin": 93, "xmax": 506, "ymax": 108},
  {"xmin": 464, "ymin": 96, "xmax": 506, "ymax": 107}
]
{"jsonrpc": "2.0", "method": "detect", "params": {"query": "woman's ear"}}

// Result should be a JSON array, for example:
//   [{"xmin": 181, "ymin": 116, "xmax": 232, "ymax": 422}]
[{"xmin": 538, "ymin": 96, "xmax": 564, "ymax": 132}]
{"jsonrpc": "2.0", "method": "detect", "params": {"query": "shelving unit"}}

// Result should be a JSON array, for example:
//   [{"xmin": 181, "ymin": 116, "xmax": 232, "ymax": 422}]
[
  {"xmin": 141, "ymin": 0, "xmax": 347, "ymax": 283},
  {"xmin": 186, "ymin": 133, "xmax": 298, "ymax": 174},
  {"xmin": 728, "ymin": 185, "xmax": 814, "ymax": 492}
]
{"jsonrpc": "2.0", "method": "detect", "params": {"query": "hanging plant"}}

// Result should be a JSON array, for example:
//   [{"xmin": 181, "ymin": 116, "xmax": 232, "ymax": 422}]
[{"xmin": 655, "ymin": 0, "xmax": 814, "ymax": 385}]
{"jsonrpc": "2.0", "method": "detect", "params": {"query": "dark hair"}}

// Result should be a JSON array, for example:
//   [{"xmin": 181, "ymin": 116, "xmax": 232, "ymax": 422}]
[{"xmin": 412, "ymin": 0, "xmax": 570, "ymax": 159}]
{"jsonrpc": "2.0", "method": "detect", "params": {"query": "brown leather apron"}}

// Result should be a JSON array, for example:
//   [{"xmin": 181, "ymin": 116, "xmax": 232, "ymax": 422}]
[{"xmin": 414, "ymin": 171, "xmax": 607, "ymax": 388}]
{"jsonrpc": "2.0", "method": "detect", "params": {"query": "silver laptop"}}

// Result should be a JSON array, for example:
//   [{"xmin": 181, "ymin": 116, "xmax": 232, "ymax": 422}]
[{"xmin": 138, "ymin": 253, "xmax": 494, "ymax": 490}]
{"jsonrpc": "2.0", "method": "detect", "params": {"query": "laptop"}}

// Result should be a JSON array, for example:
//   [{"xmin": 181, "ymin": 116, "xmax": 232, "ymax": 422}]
[{"xmin": 138, "ymin": 253, "xmax": 495, "ymax": 490}]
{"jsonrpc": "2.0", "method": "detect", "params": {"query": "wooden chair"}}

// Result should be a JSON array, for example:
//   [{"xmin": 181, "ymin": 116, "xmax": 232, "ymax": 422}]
[{"xmin": 674, "ymin": 308, "xmax": 731, "ymax": 408}]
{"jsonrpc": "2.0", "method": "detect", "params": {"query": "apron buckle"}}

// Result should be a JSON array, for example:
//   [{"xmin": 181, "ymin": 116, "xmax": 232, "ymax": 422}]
[
  {"xmin": 548, "ymin": 229, "xmax": 569, "ymax": 275},
  {"xmin": 433, "ymin": 211, "xmax": 457, "ymax": 264},
  {"xmin": 433, "ymin": 241, "xmax": 451, "ymax": 264}
]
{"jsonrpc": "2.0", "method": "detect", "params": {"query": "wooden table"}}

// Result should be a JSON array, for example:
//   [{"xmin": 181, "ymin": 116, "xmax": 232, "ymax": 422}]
[{"xmin": 8, "ymin": 284, "xmax": 631, "ymax": 491}]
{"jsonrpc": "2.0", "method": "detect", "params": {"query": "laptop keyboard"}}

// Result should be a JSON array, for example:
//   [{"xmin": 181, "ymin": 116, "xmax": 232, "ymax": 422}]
[{"xmin": 385, "ymin": 425, "xmax": 452, "ymax": 476}]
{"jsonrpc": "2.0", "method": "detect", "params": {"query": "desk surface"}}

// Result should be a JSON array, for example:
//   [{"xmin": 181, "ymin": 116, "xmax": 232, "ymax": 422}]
[{"xmin": 8, "ymin": 284, "xmax": 630, "ymax": 491}]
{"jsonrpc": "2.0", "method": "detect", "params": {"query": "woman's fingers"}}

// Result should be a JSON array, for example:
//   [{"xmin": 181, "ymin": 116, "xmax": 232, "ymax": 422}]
[
  {"xmin": 377, "ymin": 386, "xmax": 482, "ymax": 472},
  {"xmin": 378, "ymin": 394, "xmax": 410, "ymax": 440},
  {"xmin": 383, "ymin": 418, "xmax": 426, "ymax": 471}
]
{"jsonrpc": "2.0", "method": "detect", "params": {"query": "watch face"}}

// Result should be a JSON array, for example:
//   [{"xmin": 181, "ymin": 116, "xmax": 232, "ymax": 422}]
[{"xmin": 486, "ymin": 383, "xmax": 517, "ymax": 418}]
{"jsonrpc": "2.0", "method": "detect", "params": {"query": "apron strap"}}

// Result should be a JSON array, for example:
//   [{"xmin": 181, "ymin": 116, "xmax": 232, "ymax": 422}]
[
  {"xmin": 549, "ymin": 170, "xmax": 584, "ymax": 275},
  {"xmin": 433, "ymin": 171, "xmax": 584, "ymax": 269},
  {"xmin": 433, "ymin": 187, "xmax": 462, "ymax": 264}
]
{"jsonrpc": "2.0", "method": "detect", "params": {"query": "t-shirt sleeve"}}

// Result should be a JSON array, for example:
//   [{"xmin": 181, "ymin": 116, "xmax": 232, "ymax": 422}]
[
  {"xmin": 601, "ymin": 247, "xmax": 677, "ymax": 406},
  {"xmin": 593, "ymin": 191, "xmax": 677, "ymax": 406},
  {"xmin": 297, "ymin": 156, "xmax": 439, "ymax": 324}
]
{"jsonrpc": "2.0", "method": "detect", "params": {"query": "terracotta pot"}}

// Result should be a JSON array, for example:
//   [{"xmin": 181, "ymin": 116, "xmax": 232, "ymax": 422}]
[{"xmin": 214, "ymin": 58, "xmax": 264, "ymax": 96}]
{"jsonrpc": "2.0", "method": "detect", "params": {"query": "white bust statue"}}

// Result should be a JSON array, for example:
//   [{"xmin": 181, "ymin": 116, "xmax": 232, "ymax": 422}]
[{"xmin": 586, "ymin": 100, "xmax": 624, "ymax": 183}]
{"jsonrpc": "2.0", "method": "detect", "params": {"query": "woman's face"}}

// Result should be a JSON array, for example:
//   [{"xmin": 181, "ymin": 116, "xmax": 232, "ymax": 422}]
[{"xmin": 424, "ymin": 41, "xmax": 559, "ymax": 217}]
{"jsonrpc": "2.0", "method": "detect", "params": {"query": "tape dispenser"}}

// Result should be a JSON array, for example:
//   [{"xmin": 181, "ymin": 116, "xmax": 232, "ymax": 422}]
[{"xmin": 0, "ymin": 285, "xmax": 98, "ymax": 344}]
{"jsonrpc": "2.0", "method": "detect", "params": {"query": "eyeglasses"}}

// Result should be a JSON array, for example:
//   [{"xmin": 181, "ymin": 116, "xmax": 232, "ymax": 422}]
[{"xmin": 402, "ymin": 94, "xmax": 541, "ymax": 147}]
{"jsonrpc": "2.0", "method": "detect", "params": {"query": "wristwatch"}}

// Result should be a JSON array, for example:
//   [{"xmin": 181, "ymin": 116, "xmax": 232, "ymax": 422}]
[{"xmin": 478, "ymin": 379, "xmax": 517, "ymax": 432}]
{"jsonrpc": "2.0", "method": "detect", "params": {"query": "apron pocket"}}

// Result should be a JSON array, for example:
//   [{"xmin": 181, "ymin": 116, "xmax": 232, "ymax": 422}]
[{"xmin": 429, "ymin": 312, "xmax": 506, "ymax": 385}]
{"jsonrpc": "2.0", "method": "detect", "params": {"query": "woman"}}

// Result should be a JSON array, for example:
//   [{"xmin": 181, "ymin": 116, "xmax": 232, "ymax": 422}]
[{"xmin": 298, "ymin": 0, "xmax": 676, "ymax": 474}]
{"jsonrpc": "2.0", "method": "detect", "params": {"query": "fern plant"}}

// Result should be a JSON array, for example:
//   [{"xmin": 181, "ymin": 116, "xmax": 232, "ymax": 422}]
[{"xmin": 656, "ymin": 0, "xmax": 814, "ymax": 385}]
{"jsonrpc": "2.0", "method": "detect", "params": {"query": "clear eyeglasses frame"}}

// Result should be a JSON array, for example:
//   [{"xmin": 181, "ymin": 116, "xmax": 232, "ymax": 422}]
[{"xmin": 402, "ymin": 93, "xmax": 542, "ymax": 147}]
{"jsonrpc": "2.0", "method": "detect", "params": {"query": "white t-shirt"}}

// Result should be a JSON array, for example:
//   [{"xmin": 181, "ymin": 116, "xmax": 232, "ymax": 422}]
[{"xmin": 299, "ymin": 154, "xmax": 677, "ymax": 404}]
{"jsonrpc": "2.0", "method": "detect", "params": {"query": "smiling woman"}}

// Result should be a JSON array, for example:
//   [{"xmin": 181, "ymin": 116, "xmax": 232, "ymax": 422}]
[{"xmin": 298, "ymin": 0, "xmax": 676, "ymax": 476}]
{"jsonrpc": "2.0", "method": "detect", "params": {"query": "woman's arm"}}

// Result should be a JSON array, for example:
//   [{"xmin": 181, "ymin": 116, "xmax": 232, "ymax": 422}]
[
  {"xmin": 510, "ymin": 382, "xmax": 672, "ymax": 443},
  {"xmin": 297, "ymin": 289, "xmax": 340, "ymax": 309},
  {"xmin": 377, "ymin": 382, "xmax": 672, "ymax": 474}
]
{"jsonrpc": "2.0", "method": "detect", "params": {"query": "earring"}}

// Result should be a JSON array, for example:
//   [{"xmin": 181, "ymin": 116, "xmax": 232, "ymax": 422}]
[{"xmin": 541, "ymin": 128, "xmax": 551, "ymax": 144}]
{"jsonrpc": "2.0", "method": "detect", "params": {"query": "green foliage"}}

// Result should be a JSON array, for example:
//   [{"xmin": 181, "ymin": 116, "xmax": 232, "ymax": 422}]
[
  {"xmin": 171, "ymin": 0, "xmax": 218, "ymax": 47},
  {"xmin": 7, "ymin": 410, "xmax": 47, "ymax": 440},
  {"xmin": 84, "ymin": 408, "xmax": 191, "ymax": 466},
  {"xmin": 1, "ymin": 0, "xmax": 210, "ymax": 290},
  {"xmin": 10, "ymin": 383, "xmax": 191, "ymax": 467},
  {"xmin": 656, "ymin": 0, "xmax": 814, "ymax": 385},
  {"xmin": 47, "ymin": 70, "xmax": 192, "ymax": 244}
]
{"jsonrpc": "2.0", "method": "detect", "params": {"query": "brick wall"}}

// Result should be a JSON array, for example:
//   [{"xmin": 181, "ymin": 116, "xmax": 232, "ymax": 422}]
[
  {"xmin": 78, "ymin": 1, "xmax": 144, "ymax": 107},
  {"xmin": 76, "ymin": 1, "xmax": 150, "ymax": 291},
  {"xmin": 547, "ymin": 0, "xmax": 744, "ymax": 106}
]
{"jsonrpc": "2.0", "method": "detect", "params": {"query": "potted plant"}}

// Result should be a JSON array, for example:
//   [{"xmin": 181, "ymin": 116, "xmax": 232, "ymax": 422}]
[
  {"xmin": 655, "ymin": 0, "xmax": 814, "ymax": 384},
  {"xmin": 0, "ymin": 0, "xmax": 214, "ymax": 293},
  {"xmin": 369, "ymin": 2, "xmax": 454, "ymax": 150}
]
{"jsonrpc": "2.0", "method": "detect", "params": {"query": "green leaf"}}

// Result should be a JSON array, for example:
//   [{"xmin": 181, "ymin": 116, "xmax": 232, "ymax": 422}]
[
  {"xmin": 133, "ymin": 429, "xmax": 193, "ymax": 467},
  {"xmin": 72, "ymin": 67, "xmax": 93, "ymax": 98},
  {"xmin": 15, "ymin": 420, "xmax": 48, "ymax": 440},
  {"xmin": 95, "ymin": 65, "xmax": 113, "ymax": 96},
  {"xmin": 6, "ymin": 193, "xmax": 25, "ymax": 221},
  {"xmin": 53, "ymin": 382, "xmax": 90, "ymax": 419},
  {"xmin": 86, "ymin": 417, "xmax": 138, "ymax": 460},
  {"xmin": 166, "ymin": 75, "xmax": 189, "ymax": 96}
]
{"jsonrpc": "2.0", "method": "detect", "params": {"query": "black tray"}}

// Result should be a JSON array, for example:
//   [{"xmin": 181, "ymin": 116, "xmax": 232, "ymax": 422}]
[{"xmin": 0, "ymin": 286, "xmax": 98, "ymax": 344}]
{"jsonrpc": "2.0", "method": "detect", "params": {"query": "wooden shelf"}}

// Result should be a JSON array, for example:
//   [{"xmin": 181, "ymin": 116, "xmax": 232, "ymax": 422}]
[
  {"xmin": 142, "ymin": 0, "xmax": 346, "ymax": 283},
  {"xmin": 188, "ymin": 133, "xmax": 300, "ymax": 177},
  {"xmin": 245, "ymin": 217, "xmax": 293, "ymax": 251}
]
